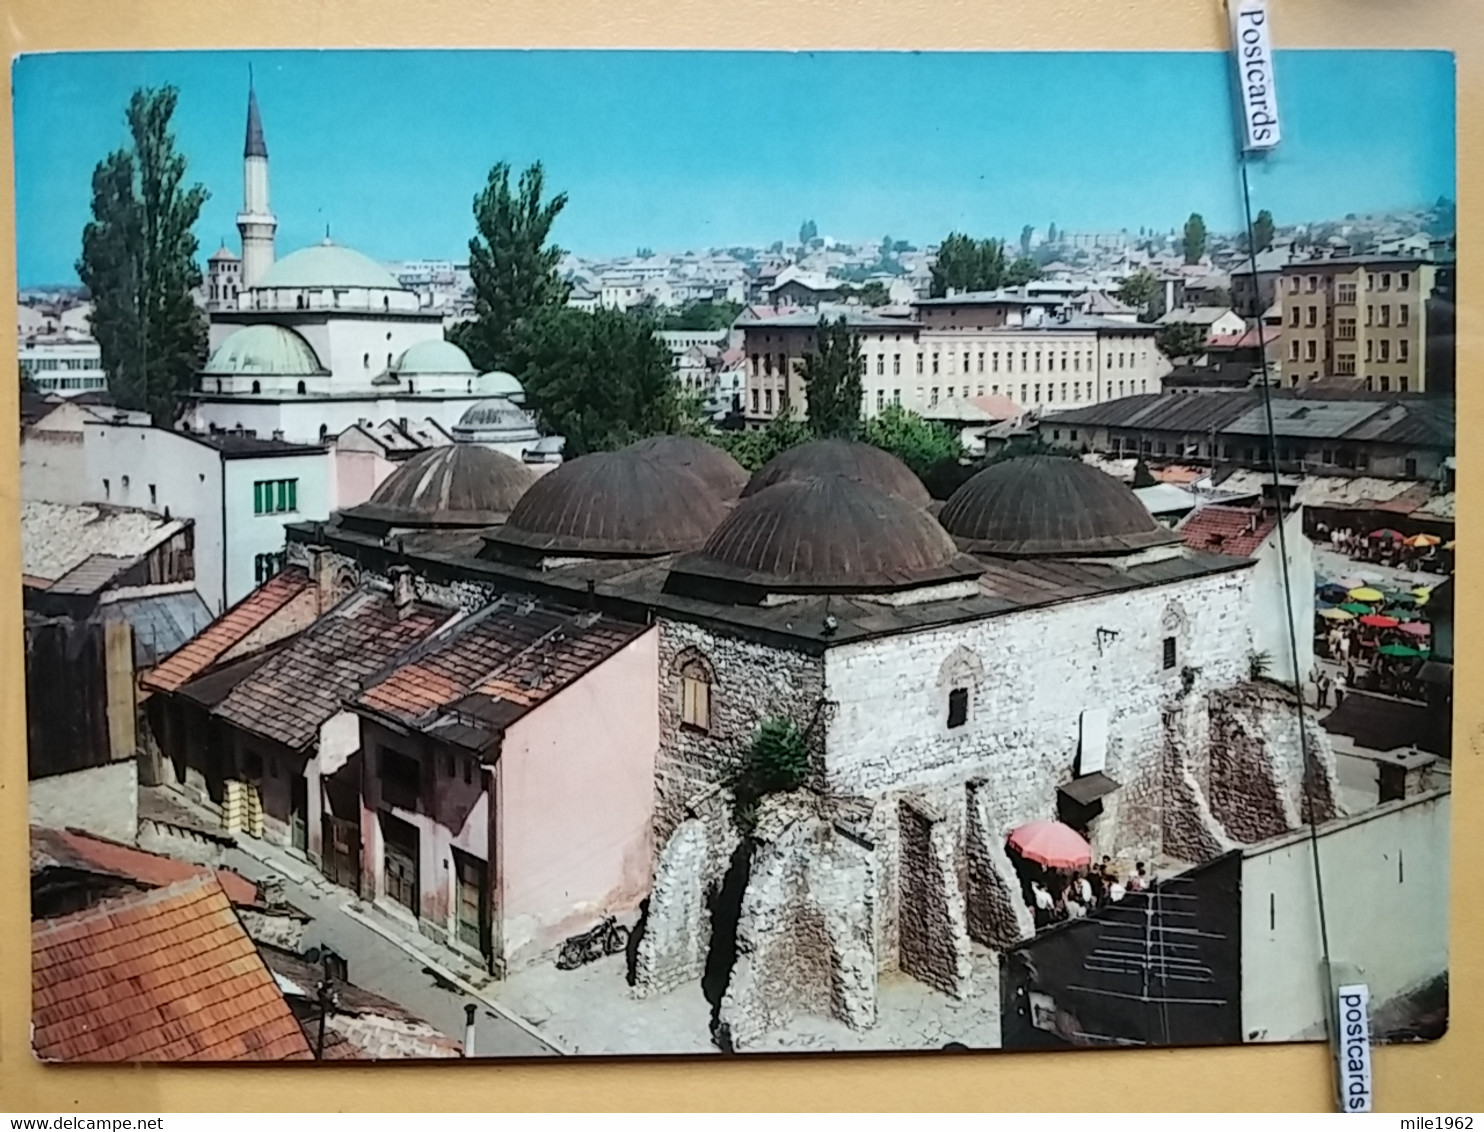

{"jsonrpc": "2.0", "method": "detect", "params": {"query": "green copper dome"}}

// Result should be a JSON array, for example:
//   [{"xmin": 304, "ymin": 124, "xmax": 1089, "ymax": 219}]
[
  {"xmin": 254, "ymin": 241, "xmax": 403, "ymax": 291},
  {"xmin": 202, "ymin": 324, "xmax": 325, "ymax": 376},
  {"xmin": 394, "ymin": 339, "xmax": 477, "ymax": 376}
]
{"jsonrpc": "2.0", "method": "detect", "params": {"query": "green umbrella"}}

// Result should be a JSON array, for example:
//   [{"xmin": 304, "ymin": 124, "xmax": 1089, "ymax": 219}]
[
  {"xmin": 1377, "ymin": 643, "xmax": 1424, "ymax": 658},
  {"xmin": 1338, "ymin": 602, "xmax": 1372, "ymax": 615}
]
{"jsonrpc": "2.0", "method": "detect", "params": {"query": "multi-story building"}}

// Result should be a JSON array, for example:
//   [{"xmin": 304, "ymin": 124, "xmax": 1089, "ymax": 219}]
[
  {"xmin": 1278, "ymin": 256, "xmax": 1439, "ymax": 393},
  {"xmin": 739, "ymin": 293, "xmax": 1169, "ymax": 424},
  {"xmin": 19, "ymin": 335, "xmax": 108, "ymax": 397}
]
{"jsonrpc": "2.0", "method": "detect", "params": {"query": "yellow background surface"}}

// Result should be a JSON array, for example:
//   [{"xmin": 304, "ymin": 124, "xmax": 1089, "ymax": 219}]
[{"xmin": 0, "ymin": 0, "xmax": 1478, "ymax": 1111}]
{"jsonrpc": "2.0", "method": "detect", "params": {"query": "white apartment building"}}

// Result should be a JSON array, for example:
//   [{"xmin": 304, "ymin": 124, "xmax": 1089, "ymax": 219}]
[
  {"xmin": 20, "ymin": 336, "xmax": 108, "ymax": 397},
  {"xmin": 740, "ymin": 294, "xmax": 1170, "ymax": 423}
]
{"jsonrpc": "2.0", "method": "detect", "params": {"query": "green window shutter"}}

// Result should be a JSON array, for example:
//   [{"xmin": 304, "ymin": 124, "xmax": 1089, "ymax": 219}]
[
  {"xmin": 287, "ymin": 479, "xmax": 298, "ymax": 512},
  {"xmin": 274, "ymin": 480, "xmax": 285, "ymax": 513},
  {"xmin": 253, "ymin": 481, "xmax": 263, "ymax": 515}
]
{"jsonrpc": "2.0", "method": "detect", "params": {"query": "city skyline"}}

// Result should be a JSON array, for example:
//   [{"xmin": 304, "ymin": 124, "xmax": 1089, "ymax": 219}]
[{"xmin": 13, "ymin": 49, "xmax": 1455, "ymax": 287}]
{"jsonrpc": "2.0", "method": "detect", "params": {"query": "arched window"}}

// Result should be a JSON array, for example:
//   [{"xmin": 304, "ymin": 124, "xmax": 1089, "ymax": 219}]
[
  {"xmin": 1160, "ymin": 601, "xmax": 1189, "ymax": 673},
  {"xmin": 363, "ymin": 352, "xmax": 370, "ymax": 368},
  {"xmin": 383, "ymin": 295, "xmax": 390, "ymax": 311},
  {"xmin": 297, "ymin": 380, "xmax": 306, "ymax": 395},
  {"xmin": 251, "ymin": 380, "xmax": 261, "ymax": 394},
  {"xmin": 676, "ymin": 653, "xmax": 714, "ymax": 733},
  {"xmin": 938, "ymin": 646, "xmax": 984, "ymax": 731}
]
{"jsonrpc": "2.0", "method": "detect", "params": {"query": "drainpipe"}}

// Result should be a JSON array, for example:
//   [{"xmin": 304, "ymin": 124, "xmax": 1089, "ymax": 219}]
[{"xmin": 463, "ymin": 1002, "xmax": 477, "ymax": 1058}]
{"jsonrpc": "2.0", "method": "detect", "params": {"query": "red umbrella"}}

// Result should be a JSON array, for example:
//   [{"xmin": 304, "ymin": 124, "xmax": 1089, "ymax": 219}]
[
  {"xmin": 1358, "ymin": 614, "xmax": 1400, "ymax": 628},
  {"xmin": 1007, "ymin": 820, "xmax": 1092, "ymax": 870},
  {"xmin": 1369, "ymin": 528, "xmax": 1406, "ymax": 542},
  {"xmin": 1398, "ymin": 622, "xmax": 1432, "ymax": 637}
]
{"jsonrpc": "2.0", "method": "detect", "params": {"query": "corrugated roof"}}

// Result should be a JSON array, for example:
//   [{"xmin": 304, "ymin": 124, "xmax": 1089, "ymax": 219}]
[
  {"xmin": 357, "ymin": 598, "xmax": 647, "ymax": 748},
  {"xmin": 213, "ymin": 588, "xmax": 455, "ymax": 751},
  {"xmin": 30, "ymin": 826, "xmax": 259, "ymax": 906},
  {"xmin": 1224, "ymin": 400, "xmax": 1385, "ymax": 439},
  {"xmin": 143, "ymin": 568, "xmax": 312, "ymax": 693},
  {"xmin": 46, "ymin": 554, "xmax": 139, "ymax": 596},
  {"xmin": 31, "ymin": 875, "xmax": 312, "ymax": 1062}
]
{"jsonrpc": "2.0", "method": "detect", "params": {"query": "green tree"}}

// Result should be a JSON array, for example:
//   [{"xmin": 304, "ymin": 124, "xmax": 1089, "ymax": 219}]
[
  {"xmin": 799, "ymin": 219, "xmax": 818, "ymax": 245},
  {"xmin": 1115, "ymin": 268, "xmax": 1163, "ymax": 320},
  {"xmin": 708, "ymin": 410, "xmax": 811, "ymax": 471},
  {"xmin": 454, "ymin": 161, "xmax": 569, "ymax": 373},
  {"xmin": 893, "ymin": 239, "xmax": 913, "ymax": 254},
  {"xmin": 635, "ymin": 245, "xmax": 654, "ymax": 258},
  {"xmin": 1132, "ymin": 459, "xmax": 1157, "ymax": 487},
  {"xmin": 508, "ymin": 306, "xmax": 694, "ymax": 454},
  {"xmin": 1046, "ymin": 221, "xmax": 1059, "ymax": 245},
  {"xmin": 847, "ymin": 281, "xmax": 890, "ymax": 307},
  {"xmin": 1155, "ymin": 322, "xmax": 1208, "ymax": 359},
  {"xmin": 929, "ymin": 232, "xmax": 1007, "ymax": 298},
  {"xmin": 879, "ymin": 235, "xmax": 894, "ymax": 262},
  {"xmin": 1182, "ymin": 212, "xmax": 1208, "ymax": 265},
  {"xmin": 1019, "ymin": 224, "xmax": 1035, "ymax": 256},
  {"xmin": 1004, "ymin": 255, "xmax": 1042, "ymax": 286},
  {"xmin": 1251, "ymin": 209, "xmax": 1275, "ymax": 254},
  {"xmin": 660, "ymin": 300, "xmax": 743, "ymax": 330},
  {"xmin": 799, "ymin": 317, "xmax": 864, "ymax": 440},
  {"xmin": 861, "ymin": 403, "xmax": 963, "ymax": 479},
  {"xmin": 77, "ymin": 86, "xmax": 209, "ymax": 425},
  {"xmin": 728, "ymin": 718, "xmax": 811, "ymax": 832}
]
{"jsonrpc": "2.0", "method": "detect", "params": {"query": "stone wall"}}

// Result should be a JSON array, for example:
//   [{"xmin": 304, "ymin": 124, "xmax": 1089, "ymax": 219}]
[
  {"xmin": 719, "ymin": 795, "xmax": 877, "ymax": 1048},
  {"xmin": 1160, "ymin": 704, "xmax": 1239, "ymax": 864},
  {"xmin": 28, "ymin": 759, "xmax": 138, "ymax": 844},
  {"xmin": 655, "ymin": 618, "xmax": 825, "ymax": 841},
  {"xmin": 964, "ymin": 779, "xmax": 1036, "ymax": 949},
  {"xmin": 823, "ymin": 567, "xmax": 1254, "ymax": 866},
  {"xmin": 896, "ymin": 798, "xmax": 972, "ymax": 998},
  {"xmin": 137, "ymin": 817, "xmax": 232, "ymax": 866},
  {"xmin": 238, "ymin": 906, "xmax": 307, "ymax": 951}
]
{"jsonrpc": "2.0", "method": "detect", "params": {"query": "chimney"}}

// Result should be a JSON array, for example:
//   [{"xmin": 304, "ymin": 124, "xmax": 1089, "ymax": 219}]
[
  {"xmin": 463, "ymin": 1003, "xmax": 477, "ymax": 1058},
  {"xmin": 307, "ymin": 545, "xmax": 336, "ymax": 612},
  {"xmin": 389, "ymin": 564, "xmax": 415, "ymax": 614},
  {"xmin": 271, "ymin": 429, "xmax": 284, "ymax": 442}
]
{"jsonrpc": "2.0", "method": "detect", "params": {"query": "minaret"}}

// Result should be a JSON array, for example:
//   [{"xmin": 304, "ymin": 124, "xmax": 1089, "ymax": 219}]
[{"xmin": 236, "ymin": 75, "xmax": 277, "ymax": 289}]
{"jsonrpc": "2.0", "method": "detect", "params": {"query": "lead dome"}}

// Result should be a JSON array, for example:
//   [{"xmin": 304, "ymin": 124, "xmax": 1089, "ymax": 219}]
[
  {"xmin": 624, "ymin": 435, "xmax": 748, "ymax": 501},
  {"xmin": 254, "ymin": 241, "xmax": 404, "ymax": 291},
  {"xmin": 338, "ymin": 444, "xmax": 536, "ymax": 530},
  {"xmin": 938, "ymin": 455, "xmax": 1180, "ymax": 557},
  {"xmin": 744, "ymin": 439, "xmax": 931, "ymax": 508},
  {"xmin": 203, "ymin": 324, "xmax": 325, "ymax": 376}
]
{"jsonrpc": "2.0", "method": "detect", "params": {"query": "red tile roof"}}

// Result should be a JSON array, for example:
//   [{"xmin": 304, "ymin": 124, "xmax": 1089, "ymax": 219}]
[
  {"xmin": 143, "ymin": 568, "xmax": 312, "ymax": 693},
  {"xmin": 213, "ymin": 588, "xmax": 455, "ymax": 751},
  {"xmin": 358, "ymin": 600, "xmax": 647, "ymax": 744},
  {"xmin": 30, "ymin": 826, "xmax": 258, "ymax": 906},
  {"xmin": 32, "ymin": 875, "xmax": 313, "ymax": 1062},
  {"xmin": 1178, "ymin": 505, "xmax": 1277, "ymax": 559}
]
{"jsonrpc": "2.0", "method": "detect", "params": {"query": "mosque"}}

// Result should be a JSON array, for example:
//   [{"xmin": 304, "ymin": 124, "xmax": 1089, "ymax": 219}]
[{"xmin": 182, "ymin": 84, "xmax": 552, "ymax": 465}]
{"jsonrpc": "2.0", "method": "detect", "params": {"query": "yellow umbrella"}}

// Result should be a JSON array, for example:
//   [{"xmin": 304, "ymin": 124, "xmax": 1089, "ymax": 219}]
[
  {"xmin": 1319, "ymin": 608, "xmax": 1355, "ymax": 621},
  {"xmin": 1348, "ymin": 587, "xmax": 1385, "ymax": 602},
  {"xmin": 1404, "ymin": 533, "xmax": 1441, "ymax": 548},
  {"xmin": 1411, "ymin": 586, "xmax": 1432, "ymax": 597}
]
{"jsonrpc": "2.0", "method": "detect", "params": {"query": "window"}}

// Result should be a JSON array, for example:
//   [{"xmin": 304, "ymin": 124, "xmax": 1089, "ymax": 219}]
[
  {"xmin": 1336, "ymin": 283, "xmax": 1357, "ymax": 305},
  {"xmin": 251, "ymin": 380, "xmax": 261, "ymax": 394},
  {"xmin": 1288, "ymin": 307, "xmax": 1300, "ymax": 328},
  {"xmin": 148, "ymin": 484, "xmax": 157, "ymax": 505},
  {"xmin": 764, "ymin": 354, "xmax": 774, "ymax": 376},
  {"xmin": 764, "ymin": 389, "xmax": 773, "ymax": 413},
  {"xmin": 1398, "ymin": 303, "xmax": 1410, "ymax": 327},
  {"xmin": 1379, "ymin": 340, "xmax": 1391, "ymax": 362},
  {"xmin": 1366, "ymin": 305, "xmax": 1374, "ymax": 327},
  {"xmin": 893, "ymin": 354, "xmax": 901, "ymax": 375},
  {"xmin": 876, "ymin": 355, "xmax": 885, "ymax": 375},
  {"xmin": 1061, "ymin": 383, "xmax": 1068, "ymax": 401},
  {"xmin": 1399, "ymin": 375, "xmax": 1410, "ymax": 392},
  {"xmin": 1380, "ymin": 375, "xmax": 1391, "ymax": 392},
  {"xmin": 1288, "ymin": 340, "xmax": 1300, "ymax": 362},
  {"xmin": 254, "ymin": 551, "xmax": 286, "ymax": 585},
  {"xmin": 916, "ymin": 355, "xmax": 924, "ymax": 374},
  {"xmin": 380, "ymin": 748, "xmax": 421, "ymax": 811},
  {"xmin": 1364, "ymin": 376, "xmax": 1375, "ymax": 391},
  {"xmin": 1073, "ymin": 353, "xmax": 1081, "ymax": 372},
  {"xmin": 1304, "ymin": 340, "xmax": 1317, "ymax": 362},
  {"xmin": 1399, "ymin": 272, "xmax": 1410, "ymax": 291},
  {"xmin": 1035, "ymin": 351, "xmax": 1043, "ymax": 372},
  {"xmin": 102, "ymin": 478, "xmax": 110, "ymax": 500},
  {"xmin": 1070, "ymin": 430, "xmax": 1079, "ymax": 441},
  {"xmin": 1020, "ymin": 383, "xmax": 1028, "ymax": 402},
  {"xmin": 1306, "ymin": 275, "xmax": 1318, "ymax": 292},
  {"xmin": 1288, "ymin": 277, "xmax": 1300, "ymax": 293},
  {"xmin": 679, "ymin": 658, "xmax": 712, "ymax": 732},
  {"xmin": 1306, "ymin": 306, "xmax": 1317, "ymax": 328},
  {"xmin": 962, "ymin": 352, "xmax": 970, "ymax": 373},
  {"xmin": 751, "ymin": 389, "xmax": 759, "ymax": 413},
  {"xmin": 930, "ymin": 387, "xmax": 940, "ymax": 406},
  {"xmin": 893, "ymin": 389, "xmax": 901, "ymax": 404},
  {"xmin": 1381, "ymin": 273, "xmax": 1391, "ymax": 290},
  {"xmin": 1336, "ymin": 353, "xmax": 1356, "ymax": 376},
  {"xmin": 1365, "ymin": 340, "xmax": 1374, "ymax": 363},
  {"xmin": 992, "ymin": 352, "xmax": 1000, "ymax": 372},
  {"xmin": 876, "ymin": 390, "xmax": 885, "ymax": 412},
  {"xmin": 1053, "ymin": 429, "xmax": 1061, "ymax": 441},
  {"xmin": 1405, "ymin": 457, "xmax": 1418, "ymax": 478},
  {"xmin": 1162, "ymin": 636, "xmax": 1177, "ymax": 670},
  {"xmin": 947, "ymin": 687, "xmax": 969, "ymax": 729},
  {"xmin": 1379, "ymin": 305, "xmax": 1391, "ymax": 328},
  {"xmin": 253, "ymin": 479, "xmax": 299, "ymax": 515},
  {"xmin": 1337, "ymin": 318, "xmax": 1356, "ymax": 340},
  {"xmin": 977, "ymin": 352, "xmax": 985, "ymax": 373},
  {"xmin": 932, "ymin": 354, "xmax": 940, "ymax": 375}
]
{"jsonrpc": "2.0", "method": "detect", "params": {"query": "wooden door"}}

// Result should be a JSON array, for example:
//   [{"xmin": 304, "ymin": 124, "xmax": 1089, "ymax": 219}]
[{"xmin": 381, "ymin": 814, "xmax": 419, "ymax": 915}]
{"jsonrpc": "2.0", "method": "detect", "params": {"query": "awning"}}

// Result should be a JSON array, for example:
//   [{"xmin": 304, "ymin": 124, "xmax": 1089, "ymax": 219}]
[{"xmin": 1058, "ymin": 771, "xmax": 1122, "ymax": 806}]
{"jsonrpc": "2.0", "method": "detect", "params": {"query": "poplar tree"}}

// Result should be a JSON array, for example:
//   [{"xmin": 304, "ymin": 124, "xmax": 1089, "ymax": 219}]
[
  {"xmin": 77, "ymin": 86, "xmax": 209, "ymax": 424},
  {"xmin": 799, "ymin": 316, "xmax": 864, "ymax": 440}
]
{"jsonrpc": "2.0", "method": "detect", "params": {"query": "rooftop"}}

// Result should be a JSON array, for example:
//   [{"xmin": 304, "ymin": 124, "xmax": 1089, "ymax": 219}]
[
  {"xmin": 30, "ymin": 825, "xmax": 259, "ymax": 906},
  {"xmin": 21, "ymin": 502, "xmax": 188, "ymax": 584},
  {"xmin": 31, "ymin": 875, "xmax": 312, "ymax": 1062},
  {"xmin": 1177, "ymin": 505, "xmax": 1278, "ymax": 559}
]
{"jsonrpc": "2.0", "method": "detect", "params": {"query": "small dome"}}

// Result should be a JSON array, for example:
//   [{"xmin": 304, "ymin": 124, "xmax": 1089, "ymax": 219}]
[
  {"xmin": 340, "ymin": 445, "xmax": 536, "ymax": 529},
  {"xmin": 395, "ymin": 339, "xmax": 477, "ymax": 376},
  {"xmin": 202, "ymin": 324, "xmax": 324, "ymax": 376},
  {"xmin": 209, "ymin": 244, "xmax": 240, "ymax": 262},
  {"xmin": 451, "ymin": 398, "xmax": 539, "ymax": 445},
  {"xmin": 254, "ymin": 242, "xmax": 403, "ymax": 291},
  {"xmin": 939, "ymin": 455, "xmax": 1181, "ymax": 557},
  {"xmin": 745, "ymin": 439, "xmax": 930, "ymax": 508},
  {"xmin": 624, "ymin": 435, "xmax": 748, "ymax": 501},
  {"xmin": 671, "ymin": 475, "xmax": 980, "ymax": 596},
  {"xmin": 492, "ymin": 450, "xmax": 727, "ymax": 559},
  {"xmin": 474, "ymin": 370, "xmax": 526, "ymax": 402}
]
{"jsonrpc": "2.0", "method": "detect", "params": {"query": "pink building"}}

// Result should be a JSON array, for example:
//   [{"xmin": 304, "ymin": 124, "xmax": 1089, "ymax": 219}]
[{"xmin": 352, "ymin": 597, "xmax": 658, "ymax": 974}]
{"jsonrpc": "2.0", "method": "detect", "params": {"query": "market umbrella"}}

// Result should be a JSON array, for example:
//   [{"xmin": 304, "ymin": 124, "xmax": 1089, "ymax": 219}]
[
  {"xmin": 1377, "ymin": 643, "xmax": 1425, "ymax": 659},
  {"xmin": 1338, "ymin": 573, "xmax": 1382, "ymax": 588},
  {"xmin": 1384, "ymin": 591, "xmax": 1419, "ymax": 607},
  {"xmin": 1338, "ymin": 602, "xmax": 1373, "ymax": 615},
  {"xmin": 1411, "ymin": 586, "xmax": 1433, "ymax": 598},
  {"xmin": 1359, "ymin": 614, "xmax": 1400, "ymax": 629},
  {"xmin": 1404, "ymin": 533, "xmax": 1442, "ymax": 549},
  {"xmin": 1370, "ymin": 528, "xmax": 1406, "ymax": 542},
  {"xmin": 1007, "ymin": 820, "xmax": 1092, "ymax": 870},
  {"xmin": 1318, "ymin": 585, "xmax": 1350, "ymax": 603},
  {"xmin": 1318, "ymin": 608, "xmax": 1355, "ymax": 622},
  {"xmin": 1444, "ymin": 541, "xmax": 1457, "ymax": 551},
  {"xmin": 1347, "ymin": 587, "xmax": 1385, "ymax": 603},
  {"xmin": 1398, "ymin": 622, "xmax": 1432, "ymax": 638}
]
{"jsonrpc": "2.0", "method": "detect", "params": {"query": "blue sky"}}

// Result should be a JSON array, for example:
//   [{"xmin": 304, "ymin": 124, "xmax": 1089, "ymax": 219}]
[{"xmin": 12, "ymin": 49, "xmax": 1455, "ymax": 286}]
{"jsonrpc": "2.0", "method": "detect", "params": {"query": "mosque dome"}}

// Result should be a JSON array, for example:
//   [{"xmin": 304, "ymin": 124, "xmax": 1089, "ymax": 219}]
[
  {"xmin": 473, "ymin": 370, "xmax": 526, "ymax": 403},
  {"xmin": 394, "ymin": 339, "xmax": 478, "ymax": 377},
  {"xmin": 669, "ymin": 474, "xmax": 980, "ymax": 598},
  {"xmin": 338, "ymin": 444, "xmax": 536, "ymax": 530},
  {"xmin": 254, "ymin": 241, "xmax": 403, "ymax": 291},
  {"xmin": 938, "ymin": 455, "xmax": 1180, "ymax": 558},
  {"xmin": 623, "ymin": 435, "xmax": 748, "ymax": 502},
  {"xmin": 451, "ymin": 398, "xmax": 539, "ymax": 445},
  {"xmin": 202, "ymin": 324, "xmax": 325, "ymax": 376},
  {"xmin": 744, "ymin": 439, "xmax": 931, "ymax": 508},
  {"xmin": 490, "ymin": 450, "xmax": 728, "ymax": 559}
]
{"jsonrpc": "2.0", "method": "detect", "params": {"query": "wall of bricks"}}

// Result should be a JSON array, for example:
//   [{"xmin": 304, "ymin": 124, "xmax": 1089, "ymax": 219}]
[
  {"xmin": 896, "ymin": 799, "xmax": 972, "ymax": 998},
  {"xmin": 965, "ymin": 778, "xmax": 1036, "ymax": 949}
]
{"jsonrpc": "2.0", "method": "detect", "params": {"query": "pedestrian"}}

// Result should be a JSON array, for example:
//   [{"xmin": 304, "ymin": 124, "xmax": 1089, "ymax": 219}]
[
  {"xmin": 1346, "ymin": 661, "xmax": 1356, "ymax": 686},
  {"xmin": 1127, "ymin": 862, "xmax": 1149, "ymax": 893},
  {"xmin": 1108, "ymin": 878, "xmax": 1127, "ymax": 902},
  {"xmin": 1076, "ymin": 872, "xmax": 1094, "ymax": 907},
  {"xmin": 1334, "ymin": 673, "xmax": 1347, "ymax": 707},
  {"xmin": 1031, "ymin": 880, "xmax": 1053, "ymax": 928},
  {"xmin": 1316, "ymin": 672, "xmax": 1330, "ymax": 709}
]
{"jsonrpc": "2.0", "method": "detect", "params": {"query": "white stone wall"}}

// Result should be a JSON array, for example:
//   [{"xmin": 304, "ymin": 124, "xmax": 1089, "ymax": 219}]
[{"xmin": 822, "ymin": 566, "xmax": 1256, "ymax": 861}]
